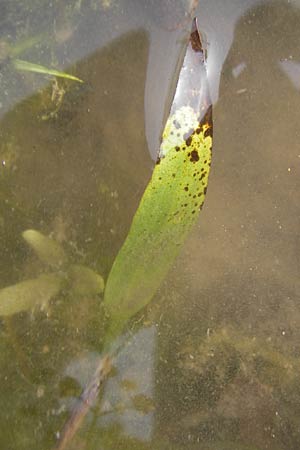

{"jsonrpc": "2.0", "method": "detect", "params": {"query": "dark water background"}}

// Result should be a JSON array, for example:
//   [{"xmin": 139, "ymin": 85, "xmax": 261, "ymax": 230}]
[{"xmin": 0, "ymin": 1, "xmax": 300, "ymax": 449}]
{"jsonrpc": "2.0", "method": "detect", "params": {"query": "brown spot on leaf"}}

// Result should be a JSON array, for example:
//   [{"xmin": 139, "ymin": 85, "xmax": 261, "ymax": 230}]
[
  {"xmin": 199, "ymin": 105, "xmax": 213, "ymax": 133},
  {"xmin": 185, "ymin": 136, "xmax": 193, "ymax": 147},
  {"xmin": 204, "ymin": 126, "xmax": 212, "ymax": 138},
  {"xmin": 190, "ymin": 150, "xmax": 199, "ymax": 162}
]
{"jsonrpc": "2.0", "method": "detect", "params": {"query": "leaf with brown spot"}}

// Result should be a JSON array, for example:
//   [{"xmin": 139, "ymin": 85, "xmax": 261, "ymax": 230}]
[{"xmin": 104, "ymin": 18, "xmax": 213, "ymax": 343}]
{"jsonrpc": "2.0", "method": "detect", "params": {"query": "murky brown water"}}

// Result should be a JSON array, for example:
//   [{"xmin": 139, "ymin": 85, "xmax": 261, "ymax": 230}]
[{"xmin": 0, "ymin": 1, "xmax": 300, "ymax": 449}]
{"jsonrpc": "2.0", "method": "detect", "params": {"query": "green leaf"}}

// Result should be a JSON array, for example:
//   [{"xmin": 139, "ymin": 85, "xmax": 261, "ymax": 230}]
[
  {"xmin": 103, "ymin": 19, "xmax": 213, "ymax": 343},
  {"xmin": 0, "ymin": 273, "xmax": 63, "ymax": 316},
  {"xmin": 12, "ymin": 58, "xmax": 83, "ymax": 83},
  {"xmin": 68, "ymin": 264, "xmax": 105, "ymax": 296},
  {"xmin": 22, "ymin": 229, "xmax": 68, "ymax": 268}
]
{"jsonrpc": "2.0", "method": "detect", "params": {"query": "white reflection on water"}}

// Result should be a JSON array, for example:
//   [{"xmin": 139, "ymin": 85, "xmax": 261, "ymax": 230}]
[
  {"xmin": 279, "ymin": 59, "xmax": 300, "ymax": 90},
  {"xmin": 101, "ymin": 326, "xmax": 156, "ymax": 440},
  {"xmin": 60, "ymin": 325, "xmax": 156, "ymax": 441},
  {"xmin": 145, "ymin": 0, "xmax": 300, "ymax": 158},
  {"xmin": 145, "ymin": 0, "xmax": 265, "ymax": 158},
  {"xmin": 232, "ymin": 61, "xmax": 247, "ymax": 78}
]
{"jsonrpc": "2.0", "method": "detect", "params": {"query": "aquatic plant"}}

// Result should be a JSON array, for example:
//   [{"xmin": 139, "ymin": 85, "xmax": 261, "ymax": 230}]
[
  {"xmin": 54, "ymin": 17, "xmax": 213, "ymax": 450},
  {"xmin": 0, "ymin": 14, "xmax": 213, "ymax": 450},
  {"xmin": 0, "ymin": 229, "xmax": 104, "ymax": 316},
  {"xmin": 103, "ymin": 18, "xmax": 212, "ymax": 345},
  {"xmin": 0, "ymin": 34, "xmax": 82, "ymax": 83},
  {"xmin": 12, "ymin": 59, "xmax": 83, "ymax": 83}
]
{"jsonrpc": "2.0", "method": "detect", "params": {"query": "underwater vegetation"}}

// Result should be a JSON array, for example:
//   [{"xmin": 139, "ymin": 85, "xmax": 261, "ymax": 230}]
[
  {"xmin": 103, "ymin": 18, "xmax": 212, "ymax": 344},
  {"xmin": 53, "ymin": 17, "xmax": 212, "ymax": 450},
  {"xmin": 0, "ymin": 34, "xmax": 82, "ymax": 82},
  {"xmin": 12, "ymin": 58, "xmax": 82, "ymax": 83},
  {"xmin": 0, "ymin": 17, "xmax": 212, "ymax": 362},
  {"xmin": 1, "ymin": 2, "xmax": 300, "ymax": 450},
  {"xmin": 0, "ymin": 229, "xmax": 104, "ymax": 316},
  {"xmin": 0, "ymin": 13, "xmax": 213, "ymax": 449}
]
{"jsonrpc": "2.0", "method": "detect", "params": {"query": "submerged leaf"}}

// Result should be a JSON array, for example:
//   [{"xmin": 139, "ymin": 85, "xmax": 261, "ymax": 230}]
[
  {"xmin": 103, "ymin": 18, "xmax": 213, "ymax": 342},
  {"xmin": 0, "ymin": 273, "xmax": 63, "ymax": 316},
  {"xmin": 22, "ymin": 229, "xmax": 67, "ymax": 268},
  {"xmin": 12, "ymin": 58, "xmax": 83, "ymax": 83},
  {"xmin": 68, "ymin": 264, "xmax": 105, "ymax": 296}
]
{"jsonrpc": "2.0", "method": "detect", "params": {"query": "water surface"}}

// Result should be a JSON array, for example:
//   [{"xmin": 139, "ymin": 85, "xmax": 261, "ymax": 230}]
[{"xmin": 1, "ymin": 1, "xmax": 300, "ymax": 449}]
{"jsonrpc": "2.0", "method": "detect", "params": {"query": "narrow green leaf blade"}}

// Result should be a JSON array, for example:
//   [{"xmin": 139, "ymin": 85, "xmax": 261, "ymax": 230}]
[{"xmin": 13, "ymin": 58, "xmax": 83, "ymax": 83}]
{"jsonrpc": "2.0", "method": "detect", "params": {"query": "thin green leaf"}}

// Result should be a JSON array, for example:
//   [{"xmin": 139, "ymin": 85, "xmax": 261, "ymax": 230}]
[{"xmin": 13, "ymin": 58, "xmax": 83, "ymax": 82}]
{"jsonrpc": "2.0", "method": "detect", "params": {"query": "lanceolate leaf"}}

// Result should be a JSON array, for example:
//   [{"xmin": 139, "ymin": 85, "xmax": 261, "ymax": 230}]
[
  {"xmin": 103, "ymin": 18, "xmax": 213, "ymax": 343},
  {"xmin": 13, "ymin": 58, "xmax": 83, "ymax": 83}
]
